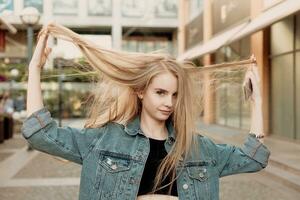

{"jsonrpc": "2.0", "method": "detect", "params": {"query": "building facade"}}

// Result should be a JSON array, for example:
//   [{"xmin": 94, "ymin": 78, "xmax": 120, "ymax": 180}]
[
  {"xmin": 178, "ymin": 0, "xmax": 300, "ymax": 141},
  {"xmin": 0, "ymin": 0, "xmax": 179, "ymax": 118},
  {"xmin": 0, "ymin": 0, "xmax": 178, "ymax": 61}
]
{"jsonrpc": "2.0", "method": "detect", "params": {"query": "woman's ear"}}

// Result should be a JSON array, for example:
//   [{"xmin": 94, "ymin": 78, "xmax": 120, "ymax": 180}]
[{"xmin": 136, "ymin": 91, "xmax": 144, "ymax": 100}]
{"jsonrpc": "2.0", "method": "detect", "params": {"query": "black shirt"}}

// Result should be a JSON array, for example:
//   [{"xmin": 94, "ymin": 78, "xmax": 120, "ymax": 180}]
[{"xmin": 138, "ymin": 137, "xmax": 178, "ymax": 196}]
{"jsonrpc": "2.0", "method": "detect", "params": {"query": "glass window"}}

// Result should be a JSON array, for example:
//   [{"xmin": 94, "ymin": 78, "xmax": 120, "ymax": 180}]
[
  {"xmin": 0, "ymin": 0, "xmax": 13, "ymax": 13},
  {"xmin": 226, "ymin": 83, "xmax": 240, "ymax": 128},
  {"xmin": 186, "ymin": 13, "xmax": 203, "ymax": 49},
  {"xmin": 270, "ymin": 16, "xmax": 294, "ymax": 55},
  {"xmin": 215, "ymin": 81, "xmax": 227, "ymax": 126},
  {"xmin": 121, "ymin": 0, "xmax": 145, "ymax": 18},
  {"xmin": 24, "ymin": 0, "xmax": 43, "ymax": 13},
  {"xmin": 213, "ymin": 37, "xmax": 250, "ymax": 129},
  {"xmin": 155, "ymin": 0, "xmax": 177, "ymax": 18},
  {"xmin": 53, "ymin": 0, "xmax": 78, "ymax": 15},
  {"xmin": 296, "ymin": 12, "xmax": 300, "ymax": 50},
  {"xmin": 88, "ymin": 0, "xmax": 112, "ymax": 16},
  {"xmin": 212, "ymin": 0, "xmax": 250, "ymax": 35},
  {"xmin": 270, "ymin": 54, "xmax": 294, "ymax": 138},
  {"xmin": 189, "ymin": 0, "xmax": 203, "ymax": 21},
  {"xmin": 296, "ymin": 52, "xmax": 300, "ymax": 139}
]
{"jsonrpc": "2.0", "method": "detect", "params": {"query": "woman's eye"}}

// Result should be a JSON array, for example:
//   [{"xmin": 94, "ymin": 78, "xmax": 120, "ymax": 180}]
[{"xmin": 156, "ymin": 91, "xmax": 164, "ymax": 95}]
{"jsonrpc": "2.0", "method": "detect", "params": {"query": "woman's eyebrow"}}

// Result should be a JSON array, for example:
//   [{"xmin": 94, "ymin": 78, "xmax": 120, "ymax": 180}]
[{"xmin": 154, "ymin": 88, "xmax": 177, "ymax": 94}]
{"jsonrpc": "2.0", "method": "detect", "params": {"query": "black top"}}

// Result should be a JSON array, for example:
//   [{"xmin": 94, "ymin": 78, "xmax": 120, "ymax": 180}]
[{"xmin": 138, "ymin": 137, "xmax": 178, "ymax": 196}]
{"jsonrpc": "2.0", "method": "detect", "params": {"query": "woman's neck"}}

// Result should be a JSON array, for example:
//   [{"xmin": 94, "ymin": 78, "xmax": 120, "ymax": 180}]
[{"xmin": 140, "ymin": 111, "xmax": 168, "ymax": 140}]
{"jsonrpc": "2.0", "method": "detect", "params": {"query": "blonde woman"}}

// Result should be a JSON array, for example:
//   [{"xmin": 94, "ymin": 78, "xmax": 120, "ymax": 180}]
[{"xmin": 22, "ymin": 23, "xmax": 270, "ymax": 200}]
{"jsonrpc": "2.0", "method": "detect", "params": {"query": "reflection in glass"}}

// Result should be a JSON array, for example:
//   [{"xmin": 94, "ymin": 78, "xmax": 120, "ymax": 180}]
[
  {"xmin": 53, "ymin": 0, "xmax": 78, "ymax": 15},
  {"xmin": 88, "ymin": 0, "xmax": 112, "ymax": 16}
]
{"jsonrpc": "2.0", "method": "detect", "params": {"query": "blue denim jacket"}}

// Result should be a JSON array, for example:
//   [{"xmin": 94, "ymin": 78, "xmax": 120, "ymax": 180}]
[{"xmin": 21, "ymin": 107, "xmax": 270, "ymax": 200}]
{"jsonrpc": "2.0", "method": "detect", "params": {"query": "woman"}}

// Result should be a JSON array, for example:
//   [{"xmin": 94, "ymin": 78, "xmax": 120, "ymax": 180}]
[{"xmin": 22, "ymin": 23, "xmax": 270, "ymax": 200}]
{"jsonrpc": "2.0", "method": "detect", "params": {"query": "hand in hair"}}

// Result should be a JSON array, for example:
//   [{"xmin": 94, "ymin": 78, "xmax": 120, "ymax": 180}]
[
  {"xmin": 242, "ymin": 63, "xmax": 262, "ymax": 104},
  {"xmin": 29, "ymin": 30, "xmax": 52, "ymax": 69},
  {"xmin": 243, "ymin": 61, "xmax": 264, "ymax": 142}
]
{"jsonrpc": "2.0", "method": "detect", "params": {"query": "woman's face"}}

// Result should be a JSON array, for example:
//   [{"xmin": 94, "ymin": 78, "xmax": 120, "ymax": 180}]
[{"xmin": 139, "ymin": 72, "xmax": 178, "ymax": 122}]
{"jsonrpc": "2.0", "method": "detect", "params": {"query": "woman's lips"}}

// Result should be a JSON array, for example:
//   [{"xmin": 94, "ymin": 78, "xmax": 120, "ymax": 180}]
[{"xmin": 159, "ymin": 110, "xmax": 171, "ymax": 114}]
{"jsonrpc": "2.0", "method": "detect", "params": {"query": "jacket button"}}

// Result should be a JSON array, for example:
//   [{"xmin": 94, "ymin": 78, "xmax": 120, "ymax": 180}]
[
  {"xmin": 199, "ymin": 172, "xmax": 204, "ymax": 178},
  {"xmin": 167, "ymin": 137, "xmax": 175, "ymax": 145},
  {"xmin": 182, "ymin": 183, "xmax": 188, "ymax": 190},
  {"xmin": 111, "ymin": 164, "xmax": 118, "ymax": 170}
]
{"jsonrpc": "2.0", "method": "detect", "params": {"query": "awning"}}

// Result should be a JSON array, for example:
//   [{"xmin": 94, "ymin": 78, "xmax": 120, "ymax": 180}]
[
  {"xmin": 0, "ymin": 16, "xmax": 17, "ymax": 34},
  {"xmin": 178, "ymin": 0, "xmax": 300, "ymax": 61},
  {"xmin": 177, "ymin": 22, "xmax": 248, "ymax": 61}
]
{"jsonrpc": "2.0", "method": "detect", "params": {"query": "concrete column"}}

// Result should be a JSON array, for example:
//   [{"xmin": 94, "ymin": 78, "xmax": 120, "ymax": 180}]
[
  {"xmin": 78, "ymin": 0, "xmax": 86, "ymax": 18},
  {"xmin": 178, "ymin": 0, "xmax": 188, "ymax": 55},
  {"xmin": 112, "ymin": 0, "xmax": 122, "ymax": 50},
  {"xmin": 250, "ymin": 0, "xmax": 270, "ymax": 135},
  {"xmin": 203, "ymin": 0, "xmax": 215, "ymax": 124}
]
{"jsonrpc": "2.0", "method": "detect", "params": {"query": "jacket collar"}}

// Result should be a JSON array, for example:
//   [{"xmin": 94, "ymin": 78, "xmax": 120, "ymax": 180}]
[{"xmin": 124, "ymin": 115, "xmax": 176, "ymax": 140}]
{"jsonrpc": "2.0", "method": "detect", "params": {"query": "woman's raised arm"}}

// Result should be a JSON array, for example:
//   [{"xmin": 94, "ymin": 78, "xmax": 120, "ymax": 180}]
[
  {"xmin": 22, "ymin": 30, "xmax": 101, "ymax": 165},
  {"xmin": 26, "ymin": 31, "xmax": 51, "ymax": 117}
]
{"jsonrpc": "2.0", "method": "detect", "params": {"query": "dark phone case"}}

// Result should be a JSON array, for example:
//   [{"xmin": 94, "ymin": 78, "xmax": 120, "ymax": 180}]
[{"xmin": 243, "ymin": 79, "xmax": 253, "ymax": 101}]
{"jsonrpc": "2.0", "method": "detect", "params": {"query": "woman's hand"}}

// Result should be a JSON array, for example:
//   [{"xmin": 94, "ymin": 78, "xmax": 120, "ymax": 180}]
[
  {"xmin": 243, "ymin": 61, "xmax": 265, "ymax": 142},
  {"xmin": 242, "ymin": 63, "xmax": 262, "ymax": 104},
  {"xmin": 29, "ymin": 30, "xmax": 52, "ymax": 69}
]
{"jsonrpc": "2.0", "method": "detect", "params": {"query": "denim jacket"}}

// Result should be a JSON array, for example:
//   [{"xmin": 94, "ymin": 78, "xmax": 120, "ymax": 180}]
[{"xmin": 21, "ymin": 107, "xmax": 270, "ymax": 200}]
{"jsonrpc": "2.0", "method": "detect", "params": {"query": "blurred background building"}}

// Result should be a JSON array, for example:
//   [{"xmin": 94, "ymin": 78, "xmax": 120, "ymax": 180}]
[
  {"xmin": 178, "ymin": 0, "xmax": 300, "ymax": 142},
  {"xmin": 0, "ymin": 0, "xmax": 178, "ymax": 120},
  {"xmin": 0, "ymin": 0, "xmax": 300, "ymax": 142}
]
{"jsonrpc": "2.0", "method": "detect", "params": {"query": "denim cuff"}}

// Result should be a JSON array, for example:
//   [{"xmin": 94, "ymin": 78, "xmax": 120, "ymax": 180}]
[
  {"xmin": 242, "ymin": 134, "xmax": 270, "ymax": 167},
  {"xmin": 21, "ymin": 107, "xmax": 53, "ymax": 139}
]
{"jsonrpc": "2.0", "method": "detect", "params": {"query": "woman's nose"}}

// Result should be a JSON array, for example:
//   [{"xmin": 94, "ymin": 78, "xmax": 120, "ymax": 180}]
[{"xmin": 164, "ymin": 95, "xmax": 173, "ymax": 107}]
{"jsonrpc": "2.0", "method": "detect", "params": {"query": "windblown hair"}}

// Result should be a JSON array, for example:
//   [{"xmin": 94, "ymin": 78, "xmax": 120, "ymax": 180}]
[{"xmin": 39, "ymin": 23, "xmax": 249, "ymax": 194}]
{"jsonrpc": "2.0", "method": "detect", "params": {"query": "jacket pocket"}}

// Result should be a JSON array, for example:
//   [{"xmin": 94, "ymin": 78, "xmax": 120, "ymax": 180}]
[
  {"xmin": 187, "ymin": 166, "xmax": 209, "ymax": 182},
  {"xmin": 98, "ymin": 151, "xmax": 132, "ymax": 173},
  {"xmin": 184, "ymin": 160, "xmax": 218, "ymax": 200},
  {"xmin": 93, "ymin": 151, "xmax": 133, "ymax": 200}
]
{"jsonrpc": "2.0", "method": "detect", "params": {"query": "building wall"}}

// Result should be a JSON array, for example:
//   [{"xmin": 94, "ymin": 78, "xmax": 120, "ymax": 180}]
[
  {"xmin": 180, "ymin": 0, "xmax": 300, "ymax": 141},
  {"xmin": 0, "ymin": 0, "xmax": 179, "ymax": 60},
  {"xmin": 270, "ymin": 12, "xmax": 300, "ymax": 140}
]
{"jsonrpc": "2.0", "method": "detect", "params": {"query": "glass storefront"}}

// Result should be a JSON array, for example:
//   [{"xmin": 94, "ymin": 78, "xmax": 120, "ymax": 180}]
[
  {"xmin": 122, "ymin": 37, "xmax": 175, "ymax": 55},
  {"xmin": 212, "ymin": 0, "xmax": 250, "ymax": 35},
  {"xmin": 214, "ymin": 37, "xmax": 251, "ymax": 130},
  {"xmin": 185, "ymin": 0, "xmax": 203, "ymax": 50},
  {"xmin": 270, "ymin": 12, "xmax": 300, "ymax": 140}
]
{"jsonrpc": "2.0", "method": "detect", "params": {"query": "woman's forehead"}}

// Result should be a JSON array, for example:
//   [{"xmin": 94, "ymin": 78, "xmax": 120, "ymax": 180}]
[{"xmin": 149, "ymin": 72, "xmax": 178, "ymax": 91}]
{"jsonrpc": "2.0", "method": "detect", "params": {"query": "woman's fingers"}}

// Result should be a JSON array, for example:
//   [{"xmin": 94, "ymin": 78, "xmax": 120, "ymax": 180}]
[{"xmin": 30, "ymin": 31, "xmax": 50, "ymax": 68}]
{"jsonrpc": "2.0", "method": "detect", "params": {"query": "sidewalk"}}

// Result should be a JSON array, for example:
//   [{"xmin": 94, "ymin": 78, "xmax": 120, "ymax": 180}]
[
  {"xmin": 198, "ymin": 121, "xmax": 300, "ymax": 192},
  {"xmin": 0, "ymin": 119, "xmax": 299, "ymax": 199}
]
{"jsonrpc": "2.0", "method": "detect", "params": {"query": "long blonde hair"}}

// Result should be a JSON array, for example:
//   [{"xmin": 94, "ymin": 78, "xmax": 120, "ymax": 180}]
[{"xmin": 40, "ymin": 23, "xmax": 247, "ymax": 194}]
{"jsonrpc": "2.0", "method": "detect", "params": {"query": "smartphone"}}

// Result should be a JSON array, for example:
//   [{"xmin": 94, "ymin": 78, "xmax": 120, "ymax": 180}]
[{"xmin": 243, "ymin": 79, "xmax": 253, "ymax": 101}]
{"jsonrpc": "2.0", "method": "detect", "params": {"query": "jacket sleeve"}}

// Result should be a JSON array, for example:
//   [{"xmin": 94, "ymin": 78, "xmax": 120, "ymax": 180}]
[
  {"xmin": 214, "ymin": 134, "xmax": 270, "ymax": 177},
  {"xmin": 21, "ymin": 107, "xmax": 101, "ymax": 165}
]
